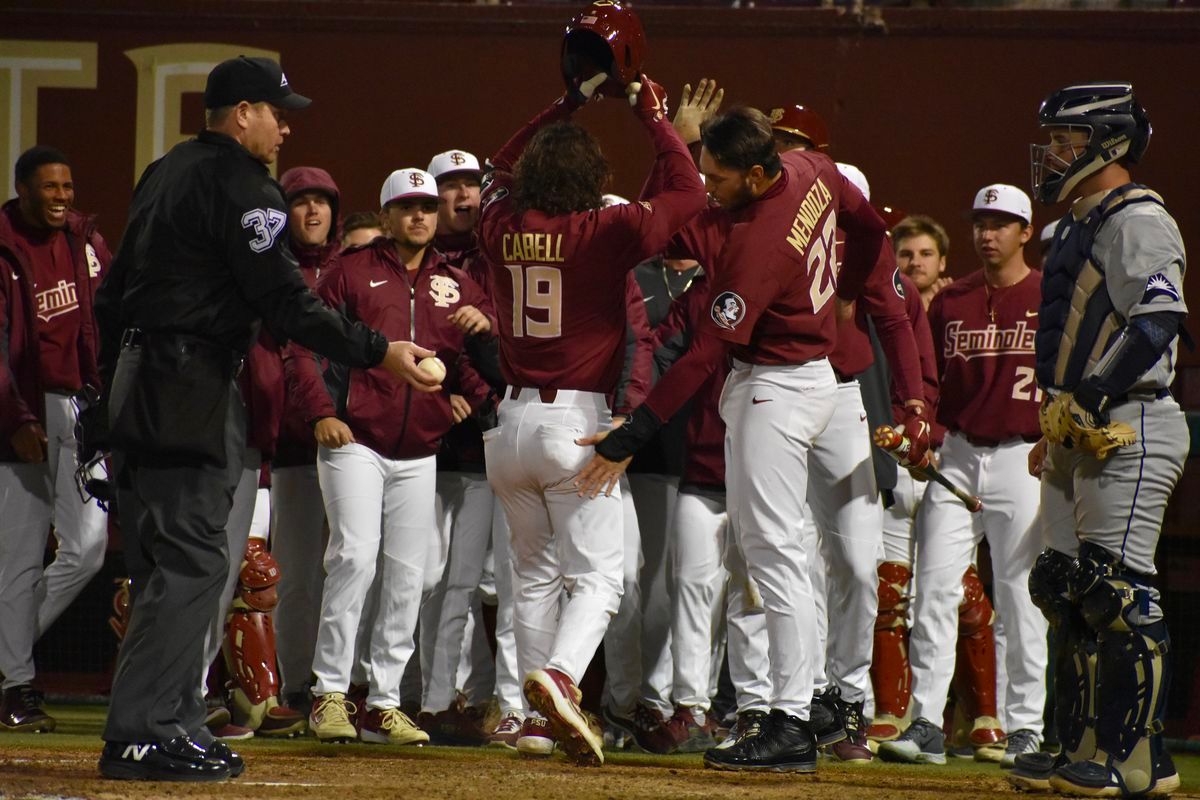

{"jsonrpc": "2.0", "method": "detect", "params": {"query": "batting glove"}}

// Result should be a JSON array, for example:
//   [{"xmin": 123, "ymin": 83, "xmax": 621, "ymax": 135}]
[{"xmin": 627, "ymin": 76, "xmax": 669, "ymax": 122}]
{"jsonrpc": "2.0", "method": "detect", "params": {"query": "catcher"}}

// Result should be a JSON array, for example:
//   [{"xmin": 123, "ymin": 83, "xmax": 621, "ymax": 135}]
[{"xmin": 1014, "ymin": 83, "xmax": 1189, "ymax": 799}]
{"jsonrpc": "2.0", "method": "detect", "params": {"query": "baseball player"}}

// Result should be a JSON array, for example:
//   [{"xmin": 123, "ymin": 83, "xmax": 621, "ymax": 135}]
[
  {"xmin": 270, "ymin": 166, "xmax": 344, "ymax": 715},
  {"xmin": 870, "ymin": 214, "xmax": 1005, "ymax": 764},
  {"xmin": 419, "ymin": 148, "xmax": 517, "ymax": 745},
  {"xmin": 577, "ymin": 106, "xmax": 928, "ymax": 774},
  {"xmin": 879, "ymin": 184, "xmax": 1047, "ymax": 767},
  {"xmin": 292, "ymin": 168, "xmax": 494, "ymax": 746},
  {"xmin": 648, "ymin": 269, "xmax": 734, "ymax": 753},
  {"xmin": 1010, "ymin": 82, "xmax": 1186, "ymax": 799},
  {"xmin": 478, "ymin": 66, "xmax": 705, "ymax": 766},
  {"xmin": 799, "ymin": 158, "xmax": 918, "ymax": 763},
  {"xmin": 894, "ymin": 214, "xmax": 953, "ymax": 310},
  {"xmin": 0, "ymin": 145, "xmax": 110, "ymax": 733}
]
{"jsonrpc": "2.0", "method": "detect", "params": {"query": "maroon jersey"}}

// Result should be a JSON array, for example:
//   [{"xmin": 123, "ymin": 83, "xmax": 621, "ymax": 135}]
[
  {"xmin": 479, "ymin": 98, "xmax": 706, "ymax": 393},
  {"xmin": 9, "ymin": 220, "xmax": 83, "ymax": 391},
  {"xmin": 287, "ymin": 240, "xmax": 494, "ymax": 460},
  {"xmin": 928, "ymin": 268, "xmax": 1042, "ymax": 444},
  {"xmin": 643, "ymin": 150, "xmax": 918, "ymax": 423},
  {"xmin": 673, "ymin": 150, "xmax": 881, "ymax": 363}
]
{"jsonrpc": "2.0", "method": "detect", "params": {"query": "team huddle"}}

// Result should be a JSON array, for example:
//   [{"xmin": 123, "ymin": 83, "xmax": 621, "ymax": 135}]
[{"xmin": 0, "ymin": 2, "xmax": 1188, "ymax": 798}]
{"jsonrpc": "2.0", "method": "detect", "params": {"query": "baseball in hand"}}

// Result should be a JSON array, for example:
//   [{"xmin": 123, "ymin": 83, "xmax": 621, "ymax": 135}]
[{"xmin": 418, "ymin": 356, "xmax": 446, "ymax": 382}]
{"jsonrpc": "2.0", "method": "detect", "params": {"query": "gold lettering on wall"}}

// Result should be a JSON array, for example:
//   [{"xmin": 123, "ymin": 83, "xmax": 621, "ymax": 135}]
[
  {"xmin": 125, "ymin": 43, "xmax": 278, "ymax": 182},
  {"xmin": 0, "ymin": 40, "xmax": 98, "ymax": 201}
]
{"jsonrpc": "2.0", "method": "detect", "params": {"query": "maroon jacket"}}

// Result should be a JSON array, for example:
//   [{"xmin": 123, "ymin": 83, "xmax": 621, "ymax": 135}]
[
  {"xmin": 0, "ymin": 200, "xmax": 109, "ymax": 462},
  {"xmin": 270, "ymin": 166, "xmax": 344, "ymax": 467},
  {"xmin": 891, "ymin": 271, "xmax": 942, "ymax": 444},
  {"xmin": 613, "ymin": 273, "xmax": 655, "ymax": 417},
  {"xmin": 286, "ymin": 239, "xmax": 495, "ymax": 460},
  {"xmin": 653, "ymin": 274, "xmax": 727, "ymax": 490}
]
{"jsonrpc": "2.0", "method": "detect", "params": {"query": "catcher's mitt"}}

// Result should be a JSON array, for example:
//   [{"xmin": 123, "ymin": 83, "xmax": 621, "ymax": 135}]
[{"xmin": 1038, "ymin": 392, "xmax": 1136, "ymax": 460}]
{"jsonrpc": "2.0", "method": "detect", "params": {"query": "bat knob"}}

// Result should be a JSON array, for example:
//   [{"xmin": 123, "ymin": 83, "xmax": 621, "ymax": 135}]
[{"xmin": 968, "ymin": 497, "xmax": 984, "ymax": 513}]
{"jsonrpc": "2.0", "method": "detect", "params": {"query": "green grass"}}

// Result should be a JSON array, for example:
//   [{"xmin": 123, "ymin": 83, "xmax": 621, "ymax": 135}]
[{"xmin": 9, "ymin": 702, "xmax": 1200, "ymax": 793}]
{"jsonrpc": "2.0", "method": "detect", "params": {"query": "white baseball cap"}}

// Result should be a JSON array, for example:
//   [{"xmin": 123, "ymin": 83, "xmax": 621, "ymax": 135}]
[
  {"xmin": 427, "ymin": 150, "xmax": 481, "ymax": 183},
  {"xmin": 380, "ymin": 168, "xmax": 439, "ymax": 208},
  {"xmin": 972, "ymin": 183, "xmax": 1032, "ymax": 225}
]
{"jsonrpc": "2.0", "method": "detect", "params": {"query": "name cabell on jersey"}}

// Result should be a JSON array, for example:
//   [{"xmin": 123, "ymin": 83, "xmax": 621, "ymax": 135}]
[{"xmin": 942, "ymin": 318, "xmax": 1037, "ymax": 361}]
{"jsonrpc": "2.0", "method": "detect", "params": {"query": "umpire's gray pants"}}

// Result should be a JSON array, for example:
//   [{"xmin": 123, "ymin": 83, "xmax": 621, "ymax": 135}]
[{"xmin": 103, "ymin": 391, "xmax": 245, "ymax": 744}]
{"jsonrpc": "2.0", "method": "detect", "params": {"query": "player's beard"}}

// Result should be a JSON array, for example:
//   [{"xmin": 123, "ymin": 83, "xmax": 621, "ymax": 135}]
[{"xmin": 718, "ymin": 180, "xmax": 756, "ymax": 212}]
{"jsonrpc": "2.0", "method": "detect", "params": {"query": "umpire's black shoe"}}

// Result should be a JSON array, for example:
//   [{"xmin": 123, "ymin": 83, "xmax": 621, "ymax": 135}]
[
  {"xmin": 704, "ymin": 710, "xmax": 816, "ymax": 773},
  {"xmin": 202, "ymin": 739, "xmax": 245, "ymax": 777},
  {"xmin": 810, "ymin": 688, "xmax": 848, "ymax": 746},
  {"xmin": 99, "ymin": 735, "xmax": 231, "ymax": 781}
]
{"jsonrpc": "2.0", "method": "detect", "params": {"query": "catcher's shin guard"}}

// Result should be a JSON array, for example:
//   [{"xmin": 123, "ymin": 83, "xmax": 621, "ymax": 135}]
[
  {"xmin": 222, "ymin": 541, "xmax": 302, "ymax": 736},
  {"xmin": 1067, "ymin": 544, "xmax": 1172, "ymax": 796},
  {"xmin": 1055, "ymin": 607, "xmax": 1098, "ymax": 764},
  {"xmin": 952, "ymin": 565, "xmax": 998, "ymax": 721},
  {"xmin": 871, "ymin": 561, "xmax": 913, "ymax": 723}
]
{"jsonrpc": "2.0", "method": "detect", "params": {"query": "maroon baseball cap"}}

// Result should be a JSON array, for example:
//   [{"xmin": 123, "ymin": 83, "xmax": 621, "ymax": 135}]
[{"xmin": 204, "ymin": 56, "xmax": 311, "ymax": 110}]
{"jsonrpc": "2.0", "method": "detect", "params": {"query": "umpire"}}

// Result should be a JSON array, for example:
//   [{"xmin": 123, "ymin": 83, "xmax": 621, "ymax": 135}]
[{"xmin": 90, "ymin": 56, "xmax": 440, "ymax": 782}]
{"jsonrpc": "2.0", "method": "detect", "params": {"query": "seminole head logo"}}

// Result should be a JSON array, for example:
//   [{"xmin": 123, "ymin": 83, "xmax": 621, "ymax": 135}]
[
  {"xmin": 449, "ymin": 152, "xmax": 467, "ymax": 166},
  {"xmin": 984, "ymin": 188, "xmax": 999, "ymax": 204},
  {"xmin": 768, "ymin": 108, "xmax": 785, "ymax": 124},
  {"xmin": 409, "ymin": 173, "xmax": 425, "ymax": 187},
  {"xmin": 711, "ymin": 291, "xmax": 746, "ymax": 331}
]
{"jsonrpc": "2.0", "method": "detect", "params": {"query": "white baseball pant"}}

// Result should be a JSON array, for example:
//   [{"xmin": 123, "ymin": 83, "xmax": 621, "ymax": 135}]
[
  {"xmin": 805, "ymin": 380, "xmax": 883, "ymax": 705},
  {"xmin": 270, "ymin": 464, "xmax": 327, "ymax": 699},
  {"xmin": 484, "ymin": 388, "xmax": 623, "ymax": 704},
  {"xmin": 602, "ymin": 474, "xmax": 644, "ymax": 714},
  {"xmin": 311, "ymin": 444, "xmax": 436, "ymax": 709},
  {"xmin": 0, "ymin": 392, "xmax": 108, "ymax": 690},
  {"xmin": 721, "ymin": 358, "xmax": 837, "ymax": 720},
  {"xmin": 908, "ymin": 432, "xmax": 1046, "ymax": 735},
  {"xmin": 669, "ymin": 489, "xmax": 728, "ymax": 712},
  {"xmin": 628, "ymin": 472, "xmax": 677, "ymax": 715},
  {"xmin": 423, "ymin": 471, "xmax": 498, "ymax": 712}
]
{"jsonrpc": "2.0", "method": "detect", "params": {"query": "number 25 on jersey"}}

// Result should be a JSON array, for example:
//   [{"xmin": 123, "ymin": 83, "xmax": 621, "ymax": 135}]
[{"xmin": 506, "ymin": 264, "xmax": 563, "ymax": 338}]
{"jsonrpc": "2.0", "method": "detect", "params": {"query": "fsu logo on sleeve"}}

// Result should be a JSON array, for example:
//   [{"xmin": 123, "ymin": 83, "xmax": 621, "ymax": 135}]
[{"xmin": 711, "ymin": 291, "xmax": 746, "ymax": 331}]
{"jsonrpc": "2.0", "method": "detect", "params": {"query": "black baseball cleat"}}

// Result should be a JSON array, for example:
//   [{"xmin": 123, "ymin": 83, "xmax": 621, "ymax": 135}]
[
  {"xmin": 202, "ymin": 739, "xmax": 245, "ymax": 777},
  {"xmin": 99, "ymin": 735, "xmax": 231, "ymax": 781},
  {"xmin": 704, "ymin": 709, "xmax": 817, "ymax": 773},
  {"xmin": 1006, "ymin": 750, "xmax": 1066, "ymax": 792},
  {"xmin": 810, "ymin": 688, "xmax": 848, "ymax": 747}
]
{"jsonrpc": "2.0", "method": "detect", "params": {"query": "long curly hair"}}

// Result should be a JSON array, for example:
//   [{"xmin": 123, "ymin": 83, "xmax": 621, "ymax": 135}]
[{"xmin": 513, "ymin": 121, "xmax": 609, "ymax": 215}]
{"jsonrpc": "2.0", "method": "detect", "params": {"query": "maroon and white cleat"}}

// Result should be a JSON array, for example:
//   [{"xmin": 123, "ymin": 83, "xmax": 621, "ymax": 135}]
[{"xmin": 523, "ymin": 668, "xmax": 604, "ymax": 766}]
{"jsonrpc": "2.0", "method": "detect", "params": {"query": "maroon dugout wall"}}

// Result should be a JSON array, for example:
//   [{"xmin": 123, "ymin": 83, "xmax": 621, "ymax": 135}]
[{"xmin": 6, "ymin": 3, "xmax": 1199, "ymax": 341}]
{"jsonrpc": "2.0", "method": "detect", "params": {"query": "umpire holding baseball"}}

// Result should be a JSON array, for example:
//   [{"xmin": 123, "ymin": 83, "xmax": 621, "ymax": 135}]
[{"xmin": 89, "ymin": 56, "xmax": 441, "ymax": 782}]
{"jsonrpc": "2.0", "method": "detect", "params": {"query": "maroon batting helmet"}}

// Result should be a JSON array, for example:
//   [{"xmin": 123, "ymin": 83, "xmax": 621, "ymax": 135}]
[
  {"xmin": 562, "ymin": 1, "xmax": 646, "ymax": 96},
  {"xmin": 767, "ymin": 105, "xmax": 831, "ymax": 150}
]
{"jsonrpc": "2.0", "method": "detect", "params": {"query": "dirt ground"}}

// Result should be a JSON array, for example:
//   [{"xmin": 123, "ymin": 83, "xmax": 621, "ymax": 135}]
[
  {"xmin": 0, "ymin": 744, "xmax": 1044, "ymax": 800},
  {"xmin": 4, "ymin": 706, "xmax": 1199, "ymax": 800}
]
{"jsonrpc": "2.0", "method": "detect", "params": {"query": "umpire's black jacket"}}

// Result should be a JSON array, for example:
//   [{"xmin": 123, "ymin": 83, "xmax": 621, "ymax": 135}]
[{"xmin": 94, "ymin": 130, "xmax": 387, "ymax": 463}]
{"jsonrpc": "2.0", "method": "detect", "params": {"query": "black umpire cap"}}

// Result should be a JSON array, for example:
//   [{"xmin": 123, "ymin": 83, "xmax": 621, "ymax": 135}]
[{"xmin": 204, "ymin": 56, "xmax": 312, "ymax": 110}]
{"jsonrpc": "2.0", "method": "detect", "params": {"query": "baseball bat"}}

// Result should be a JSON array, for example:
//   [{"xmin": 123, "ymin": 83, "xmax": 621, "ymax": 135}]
[{"xmin": 873, "ymin": 425, "xmax": 983, "ymax": 513}]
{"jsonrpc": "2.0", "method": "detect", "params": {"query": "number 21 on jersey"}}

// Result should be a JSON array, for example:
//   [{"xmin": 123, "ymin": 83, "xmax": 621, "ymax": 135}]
[{"xmin": 505, "ymin": 264, "xmax": 563, "ymax": 338}]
